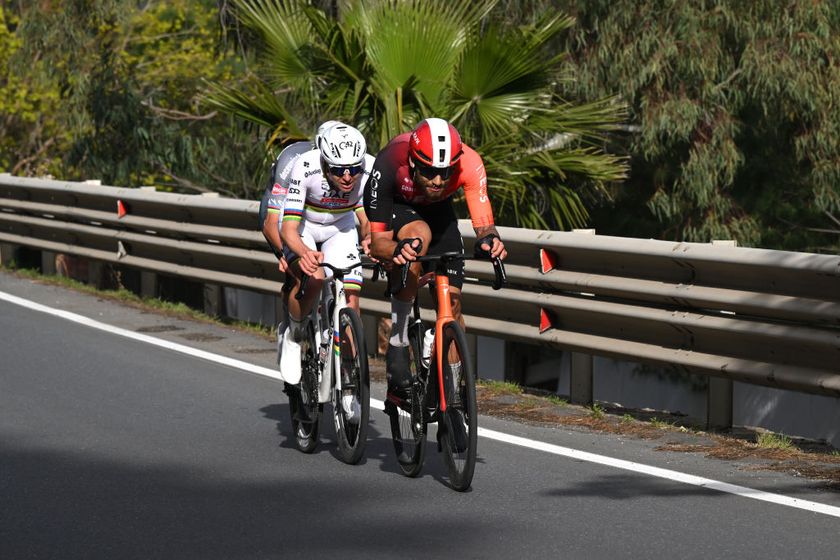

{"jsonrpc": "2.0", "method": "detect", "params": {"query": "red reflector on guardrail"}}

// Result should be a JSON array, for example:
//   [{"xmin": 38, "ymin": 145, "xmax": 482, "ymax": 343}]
[
  {"xmin": 539, "ymin": 308, "xmax": 555, "ymax": 333},
  {"xmin": 117, "ymin": 200, "xmax": 128, "ymax": 218},
  {"xmin": 539, "ymin": 248, "xmax": 557, "ymax": 274}
]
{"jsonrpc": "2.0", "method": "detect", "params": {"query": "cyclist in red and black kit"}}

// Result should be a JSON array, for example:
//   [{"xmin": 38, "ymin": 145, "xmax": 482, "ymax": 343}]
[{"xmin": 363, "ymin": 117, "xmax": 507, "ymax": 397}]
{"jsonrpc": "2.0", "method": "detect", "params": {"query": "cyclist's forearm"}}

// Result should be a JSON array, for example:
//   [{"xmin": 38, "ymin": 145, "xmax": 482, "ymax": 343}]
[
  {"xmin": 370, "ymin": 232, "xmax": 397, "ymax": 261},
  {"xmin": 356, "ymin": 209, "xmax": 371, "ymax": 240},
  {"xmin": 263, "ymin": 213, "xmax": 283, "ymax": 254},
  {"xmin": 280, "ymin": 220, "xmax": 311, "ymax": 259}
]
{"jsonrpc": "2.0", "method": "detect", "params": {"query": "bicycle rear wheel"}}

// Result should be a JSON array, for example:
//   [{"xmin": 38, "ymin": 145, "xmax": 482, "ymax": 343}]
[
  {"xmin": 290, "ymin": 322, "xmax": 321, "ymax": 453},
  {"xmin": 386, "ymin": 321, "xmax": 427, "ymax": 477},
  {"xmin": 334, "ymin": 308, "xmax": 370, "ymax": 464},
  {"xmin": 439, "ymin": 321, "xmax": 477, "ymax": 491}
]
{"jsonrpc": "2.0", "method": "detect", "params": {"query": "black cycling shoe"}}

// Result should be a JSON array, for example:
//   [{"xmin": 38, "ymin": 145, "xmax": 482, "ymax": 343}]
[{"xmin": 386, "ymin": 344, "xmax": 413, "ymax": 398}]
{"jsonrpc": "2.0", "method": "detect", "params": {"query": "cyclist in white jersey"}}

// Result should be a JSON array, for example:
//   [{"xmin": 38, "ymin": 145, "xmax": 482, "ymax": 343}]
[
  {"xmin": 259, "ymin": 120, "xmax": 343, "ymax": 269},
  {"xmin": 279, "ymin": 123, "xmax": 374, "ymax": 382},
  {"xmin": 260, "ymin": 121, "xmax": 344, "ymax": 360}
]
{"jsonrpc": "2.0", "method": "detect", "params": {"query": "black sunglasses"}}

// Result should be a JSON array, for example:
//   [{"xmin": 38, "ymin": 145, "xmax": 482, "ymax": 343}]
[
  {"xmin": 414, "ymin": 162, "xmax": 454, "ymax": 180},
  {"xmin": 328, "ymin": 164, "xmax": 364, "ymax": 177}
]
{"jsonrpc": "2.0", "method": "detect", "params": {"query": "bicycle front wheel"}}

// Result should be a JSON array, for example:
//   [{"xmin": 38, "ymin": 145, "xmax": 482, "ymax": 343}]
[
  {"xmin": 291, "ymin": 322, "xmax": 321, "ymax": 453},
  {"xmin": 439, "ymin": 321, "xmax": 477, "ymax": 491},
  {"xmin": 387, "ymin": 322, "xmax": 427, "ymax": 477},
  {"xmin": 334, "ymin": 308, "xmax": 370, "ymax": 464}
]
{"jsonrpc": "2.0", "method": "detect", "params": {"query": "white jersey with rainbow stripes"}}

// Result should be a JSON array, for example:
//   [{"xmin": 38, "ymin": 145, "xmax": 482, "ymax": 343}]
[{"xmin": 282, "ymin": 149, "xmax": 374, "ymax": 226}]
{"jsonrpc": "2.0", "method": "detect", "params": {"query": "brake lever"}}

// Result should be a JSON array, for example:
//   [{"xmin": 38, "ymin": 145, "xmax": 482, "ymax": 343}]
[
  {"xmin": 492, "ymin": 257, "xmax": 506, "ymax": 291},
  {"xmin": 295, "ymin": 274, "xmax": 310, "ymax": 300}
]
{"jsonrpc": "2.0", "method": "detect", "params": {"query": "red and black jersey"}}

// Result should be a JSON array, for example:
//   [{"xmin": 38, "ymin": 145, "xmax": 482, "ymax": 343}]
[{"xmin": 364, "ymin": 133, "xmax": 495, "ymax": 233}]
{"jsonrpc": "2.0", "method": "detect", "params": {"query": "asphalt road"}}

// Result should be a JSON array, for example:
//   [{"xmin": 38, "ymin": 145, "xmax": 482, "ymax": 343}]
[{"xmin": 1, "ymin": 271, "xmax": 839, "ymax": 559}]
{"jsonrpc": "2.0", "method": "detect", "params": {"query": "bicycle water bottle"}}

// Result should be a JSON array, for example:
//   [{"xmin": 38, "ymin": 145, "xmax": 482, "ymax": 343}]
[{"xmin": 421, "ymin": 328, "xmax": 434, "ymax": 368}]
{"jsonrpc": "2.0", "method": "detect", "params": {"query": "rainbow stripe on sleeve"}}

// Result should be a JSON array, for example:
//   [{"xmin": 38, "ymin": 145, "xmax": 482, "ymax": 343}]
[{"xmin": 282, "ymin": 208, "xmax": 303, "ymax": 222}]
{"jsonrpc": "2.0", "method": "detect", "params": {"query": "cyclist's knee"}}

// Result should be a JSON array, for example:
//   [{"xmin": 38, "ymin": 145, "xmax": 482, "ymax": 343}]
[
  {"xmin": 346, "ymin": 291, "xmax": 361, "ymax": 311},
  {"xmin": 396, "ymin": 222, "xmax": 431, "ymax": 255}
]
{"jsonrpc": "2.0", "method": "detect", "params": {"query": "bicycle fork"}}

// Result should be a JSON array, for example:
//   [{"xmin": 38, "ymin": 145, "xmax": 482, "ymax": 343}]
[{"xmin": 433, "ymin": 274, "xmax": 454, "ymax": 414}]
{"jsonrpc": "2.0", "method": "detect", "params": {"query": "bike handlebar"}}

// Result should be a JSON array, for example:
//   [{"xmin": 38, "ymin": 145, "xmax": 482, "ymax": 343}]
[
  {"xmin": 295, "ymin": 261, "xmax": 364, "ymax": 301},
  {"xmin": 371, "ymin": 252, "xmax": 507, "ymax": 294}
]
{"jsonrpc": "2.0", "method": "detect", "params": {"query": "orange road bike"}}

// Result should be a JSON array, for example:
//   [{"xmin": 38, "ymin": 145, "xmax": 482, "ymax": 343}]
[{"xmin": 381, "ymin": 252, "xmax": 506, "ymax": 491}]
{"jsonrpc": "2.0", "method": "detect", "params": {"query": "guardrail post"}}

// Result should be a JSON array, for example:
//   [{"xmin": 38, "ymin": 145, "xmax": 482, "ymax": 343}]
[
  {"xmin": 707, "ymin": 376, "xmax": 733, "ymax": 430},
  {"xmin": 41, "ymin": 251, "xmax": 57, "ymax": 275},
  {"xmin": 361, "ymin": 313, "xmax": 379, "ymax": 358},
  {"xmin": 705, "ymin": 239, "xmax": 736, "ymax": 430},
  {"xmin": 87, "ymin": 260, "xmax": 105, "ymax": 289},
  {"xmin": 140, "ymin": 271, "xmax": 158, "ymax": 298},
  {"xmin": 0, "ymin": 243, "xmax": 19, "ymax": 266},
  {"xmin": 466, "ymin": 333, "xmax": 478, "ymax": 378},
  {"xmin": 203, "ymin": 283, "xmax": 225, "ymax": 317},
  {"xmin": 570, "ymin": 352, "xmax": 594, "ymax": 405}
]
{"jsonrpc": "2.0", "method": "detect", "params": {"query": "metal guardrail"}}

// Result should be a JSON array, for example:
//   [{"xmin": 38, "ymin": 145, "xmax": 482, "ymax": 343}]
[{"xmin": 2, "ymin": 173, "xmax": 839, "ymax": 399}]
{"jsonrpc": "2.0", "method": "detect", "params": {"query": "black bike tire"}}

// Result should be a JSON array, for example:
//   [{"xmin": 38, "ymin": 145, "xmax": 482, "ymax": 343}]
[
  {"xmin": 291, "ymin": 321, "xmax": 320, "ymax": 453},
  {"xmin": 439, "ymin": 321, "xmax": 477, "ymax": 491},
  {"xmin": 334, "ymin": 308, "xmax": 370, "ymax": 465},
  {"xmin": 387, "ymin": 321, "xmax": 427, "ymax": 477}
]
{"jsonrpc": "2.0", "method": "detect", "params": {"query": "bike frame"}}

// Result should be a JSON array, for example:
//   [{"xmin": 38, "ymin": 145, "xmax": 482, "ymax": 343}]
[
  {"xmin": 431, "ymin": 272, "xmax": 454, "ymax": 413},
  {"xmin": 310, "ymin": 272, "xmax": 350, "ymax": 404}
]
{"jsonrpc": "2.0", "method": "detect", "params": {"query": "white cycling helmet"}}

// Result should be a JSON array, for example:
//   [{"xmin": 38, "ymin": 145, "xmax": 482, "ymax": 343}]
[
  {"xmin": 319, "ymin": 123, "xmax": 366, "ymax": 167},
  {"xmin": 315, "ymin": 120, "xmax": 343, "ymax": 150}
]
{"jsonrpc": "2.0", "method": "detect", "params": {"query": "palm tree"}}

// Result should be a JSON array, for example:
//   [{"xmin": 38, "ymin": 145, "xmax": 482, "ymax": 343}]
[{"xmin": 205, "ymin": 0, "xmax": 627, "ymax": 230}]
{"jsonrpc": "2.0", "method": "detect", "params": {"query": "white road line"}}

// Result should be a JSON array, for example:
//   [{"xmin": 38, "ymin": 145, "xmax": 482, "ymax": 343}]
[
  {"xmin": 0, "ymin": 290, "xmax": 283, "ymax": 381},
  {"xmin": 3, "ymin": 288, "xmax": 839, "ymax": 519},
  {"xmin": 472, "ymin": 426, "xmax": 840, "ymax": 519}
]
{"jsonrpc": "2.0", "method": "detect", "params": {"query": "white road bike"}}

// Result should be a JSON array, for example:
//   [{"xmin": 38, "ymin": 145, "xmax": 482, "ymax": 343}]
[{"xmin": 283, "ymin": 261, "xmax": 370, "ymax": 464}]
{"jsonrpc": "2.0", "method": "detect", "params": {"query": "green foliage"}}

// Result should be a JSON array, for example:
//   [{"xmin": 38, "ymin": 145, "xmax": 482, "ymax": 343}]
[
  {"xmin": 1, "ymin": 0, "xmax": 263, "ymax": 197},
  {"xmin": 756, "ymin": 431, "xmax": 793, "ymax": 451},
  {"xmin": 0, "ymin": 4, "xmax": 64, "ymax": 175},
  {"xmin": 207, "ymin": 0, "xmax": 628, "ymax": 230},
  {"xmin": 562, "ymin": 0, "xmax": 840, "ymax": 250}
]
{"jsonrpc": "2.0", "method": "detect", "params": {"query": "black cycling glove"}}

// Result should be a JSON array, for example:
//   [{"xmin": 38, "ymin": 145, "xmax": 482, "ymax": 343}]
[
  {"xmin": 393, "ymin": 237, "xmax": 423, "ymax": 258},
  {"xmin": 474, "ymin": 233, "xmax": 500, "ymax": 258}
]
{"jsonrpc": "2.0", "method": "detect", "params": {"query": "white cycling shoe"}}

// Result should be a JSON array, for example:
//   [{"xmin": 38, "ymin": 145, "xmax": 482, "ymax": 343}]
[
  {"xmin": 275, "ymin": 321, "xmax": 286, "ymax": 365},
  {"xmin": 341, "ymin": 394, "xmax": 362, "ymax": 425},
  {"xmin": 279, "ymin": 325, "xmax": 301, "ymax": 384}
]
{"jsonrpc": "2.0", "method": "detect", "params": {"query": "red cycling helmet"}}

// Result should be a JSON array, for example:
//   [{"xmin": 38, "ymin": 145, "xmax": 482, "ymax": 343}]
[{"xmin": 409, "ymin": 118, "xmax": 463, "ymax": 168}]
